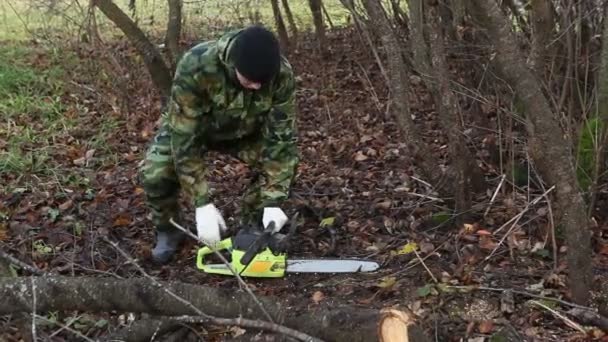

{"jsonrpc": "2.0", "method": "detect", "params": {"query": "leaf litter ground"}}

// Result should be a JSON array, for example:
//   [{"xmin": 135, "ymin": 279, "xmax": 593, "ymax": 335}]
[{"xmin": 1, "ymin": 28, "xmax": 608, "ymax": 341}]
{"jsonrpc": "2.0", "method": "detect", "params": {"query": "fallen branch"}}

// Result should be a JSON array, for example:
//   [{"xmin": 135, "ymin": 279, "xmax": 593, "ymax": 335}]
[
  {"xmin": 567, "ymin": 308, "xmax": 608, "ymax": 332},
  {"xmin": 446, "ymin": 285, "xmax": 592, "ymax": 310},
  {"xmin": 0, "ymin": 247, "xmax": 45, "ymax": 275},
  {"xmin": 530, "ymin": 301, "xmax": 586, "ymax": 333},
  {"xmin": 0, "ymin": 276, "xmax": 431, "ymax": 342},
  {"xmin": 103, "ymin": 236, "xmax": 316, "ymax": 342}
]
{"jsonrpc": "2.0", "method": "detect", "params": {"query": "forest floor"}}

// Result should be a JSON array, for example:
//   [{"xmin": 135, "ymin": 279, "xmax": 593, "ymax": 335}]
[{"xmin": 2, "ymin": 27, "xmax": 608, "ymax": 341}]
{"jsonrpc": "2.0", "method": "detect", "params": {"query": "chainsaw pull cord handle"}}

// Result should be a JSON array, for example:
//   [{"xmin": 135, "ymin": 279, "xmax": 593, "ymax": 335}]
[{"xmin": 239, "ymin": 221, "xmax": 276, "ymax": 267}]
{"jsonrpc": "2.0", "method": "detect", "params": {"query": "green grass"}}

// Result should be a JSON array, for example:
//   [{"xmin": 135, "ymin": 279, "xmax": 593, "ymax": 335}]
[{"xmin": 0, "ymin": 43, "xmax": 122, "ymax": 192}]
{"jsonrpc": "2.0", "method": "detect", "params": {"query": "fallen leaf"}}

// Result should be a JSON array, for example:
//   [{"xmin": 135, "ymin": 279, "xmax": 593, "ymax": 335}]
[
  {"xmin": 391, "ymin": 242, "xmax": 418, "ymax": 256},
  {"xmin": 354, "ymin": 151, "xmax": 368, "ymax": 161},
  {"xmin": 134, "ymin": 187, "xmax": 145, "ymax": 195},
  {"xmin": 311, "ymin": 291, "xmax": 325, "ymax": 304},
  {"xmin": 85, "ymin": 149, "xmax": 96, "ymax": 160},
  {"xmin": 319, "ymin": 217, "xmax": 335, "ymax": 228},
  {"xmin": 0, "ymin": 223, "xmax": 7, "ymax": 241},
  {"xmin": 599, "ymin": 244, "xmax": 608, "ymax": 255},
  {"xmin": 476, "ymin": 230, "xmax": 492, "ymax": 236},
  {"xmin": 478, "ymin": 320, "xmax": 494, "ymax": 334},
  {"xmin": 591, "ymin": 328, "xmax": 605, "ymax": 339},
  {"xmin": 73, "ymin": 157, "xmax": 86, "ymax": 166},
  {"xmin": 377, "ymin": 276, "xmax": 396, "ymax": 289},
  {"xmin": 360, "ymin": 135, "xmax": 373, "ymax": 143},
  {"xmin": 113, "ymin": 214, "xmax": 131, "ymax": 227},
  {"xmin": 375, "ymin": 200, "xmax": 392, "ymax": 210},
  {"xmin": 467, "ymin": 337, "xmax": 485, "ymax": 342},
  {"xmin": 463, "ymin": 223, "xmax": 476, "ymax": 234},
  {"xmin": 230, "ymin": 326, "xmax": 246, "ymax": 337},
  {"xmin": 420, "ymin": 241, "xmax": 435, "ymax": 254},
  {"xmin": 479, "ymin": 235, "xmax": 498, "ymax": 250},
  {"xmin": 59, "ymin": 200, "xmax": 73, "ymax": 211},
  {"xmin": 416, "ymin": 284, "xmax": 436, "ymax": 297}
]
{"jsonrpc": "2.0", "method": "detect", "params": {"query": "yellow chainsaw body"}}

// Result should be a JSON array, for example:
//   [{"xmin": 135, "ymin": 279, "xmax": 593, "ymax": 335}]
[{"xmin": 196, "ymin": 237, "xmax": 287, "ymax": 278}]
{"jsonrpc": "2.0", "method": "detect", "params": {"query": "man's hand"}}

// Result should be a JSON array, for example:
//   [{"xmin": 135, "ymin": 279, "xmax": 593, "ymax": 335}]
[
  {"xmin": 263, "ymin": 207, "xmax": 288, "ymax": 233},
  {"xmin": 196, "ymin": 204, "xmax": 227, "ymax": 246}
]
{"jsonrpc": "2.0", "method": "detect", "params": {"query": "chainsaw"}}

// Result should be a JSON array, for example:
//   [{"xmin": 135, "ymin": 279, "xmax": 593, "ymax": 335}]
[{"xmin": 196, "ymin": 214, "xmax": 380, "ymax": 278}]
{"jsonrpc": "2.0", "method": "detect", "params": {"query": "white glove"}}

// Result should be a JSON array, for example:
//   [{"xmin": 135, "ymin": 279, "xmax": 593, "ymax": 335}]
[
  {"xmin": 262, "ymin": 207, "xmax": 288, "ymax": 234},
  {"xmin": 196, "ymin": 204, "xmax": 227, "ymax": 247}
]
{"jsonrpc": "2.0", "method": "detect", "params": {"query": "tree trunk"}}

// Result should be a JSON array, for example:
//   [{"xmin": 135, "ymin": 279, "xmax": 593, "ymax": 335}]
[
  {"xmin": 590, "ymin": 3, "xmax": 608, "ymax": 213},
  {"xmin": 320, "ymin": 0, "xmax": 335, "ymax": 29},
  {"xmin": 437, "ymin": 0, "xmax": 456, "ymax": 41},
  {"xmin": 468, "ymin": 0, "xmax": 592, "ymax": 305},
  {"xmin": 409, "ymin": 0, "xmax": 431, "ymax": 76},
  {"xmin": 390, "ymin": 0, "xmax": 409, "ymax": 36},
  {"xmin": 425, "ymin": 0, "xmax": 483, "ymax": 218},
  {"xmin": 529, "ymin": 0, "xmax": 555, "ymax": 74},
  {"xmin": 308, "ymin": 0, "xmax": 327, "ymax": 53},
  {"xmin": 281, "ymin": 0, "xmax": 298, "ymax": 41},
  {"xmin": 92, "ymin": 0, "xmax": 172, "ymax": 99},
  {"xmin": 452, "ymin": 0, "xmax": 466, "ymax": 30},
  {"xmin": 270, "ymin": 0, "xmax": 290, "ymax": 52},
  {"xmin": 500, "ymin": 0, "xmax": 529, "ymax": 36},
  {"xmin": 0, "ymin": 276, "xmax": 432, "ymax": 342},
  {"xmin": 361, "ymin": 0, "xmax": 448, "ymax": 194},
  {"xmin": 165, "ymin": 0, "xmax": 182, "ymax": 71}
]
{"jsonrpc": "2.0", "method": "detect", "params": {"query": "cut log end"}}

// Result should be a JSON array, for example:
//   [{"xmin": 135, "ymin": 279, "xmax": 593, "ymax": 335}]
[{"xmin": 378, "ymin": 309, "xmax": 432, "ymax": 342}]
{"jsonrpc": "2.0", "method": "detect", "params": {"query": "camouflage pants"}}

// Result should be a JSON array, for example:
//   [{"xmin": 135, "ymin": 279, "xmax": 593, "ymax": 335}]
[{"xmin": 140, "ymin": 123, "xmax": 269, "ymax": 232}]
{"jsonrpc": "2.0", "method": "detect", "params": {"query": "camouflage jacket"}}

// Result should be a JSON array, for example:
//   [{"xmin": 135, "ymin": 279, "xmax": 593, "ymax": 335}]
[{"xmin": 162, "ymin": 28, "xmax": 299, "ymax": 208}]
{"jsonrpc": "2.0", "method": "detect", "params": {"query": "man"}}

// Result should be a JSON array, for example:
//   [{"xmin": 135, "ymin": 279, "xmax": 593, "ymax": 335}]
[{"xmin": 140, "ymin": 25, "xmax": 299, "ymax": 264}]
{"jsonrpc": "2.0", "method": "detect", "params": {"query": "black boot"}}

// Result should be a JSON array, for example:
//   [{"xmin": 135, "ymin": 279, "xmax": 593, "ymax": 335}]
[{"xmin": 152, "ymin": 229, "xmax": 186, "ymax": 264}]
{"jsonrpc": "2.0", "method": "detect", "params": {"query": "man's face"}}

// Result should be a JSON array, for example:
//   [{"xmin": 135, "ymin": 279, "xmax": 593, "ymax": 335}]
[{"xmin": 236, "ymin": 70, "xmax": 262, "ymax": 90}]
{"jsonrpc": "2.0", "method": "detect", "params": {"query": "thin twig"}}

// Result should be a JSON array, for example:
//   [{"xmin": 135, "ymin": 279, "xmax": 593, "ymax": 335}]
[
  {"xmin": 530, "ymin": 300, "xmax": 586, "ymax": 334},
  {"xmin": 34, "ymin": 314, "xmax": 97, "ymax": 342},
  {"xmin": 31, "ymin": 277, "xmax": 36, "ymax": 341},
  {"xmin": 414, "ymin": 250, "xmax": 438, "ymax": 283},
  {"xmin": 410, "ymin": 176, "xmax": 433, "ymax": 188},
  {"xmin": 405, "ymin": 192, "xmax": 443, "ymax": 202},
  {"xmin": 48, "ymin": 315, "xmax": 82, "ymax": 339},
  {"xmin": 446, "ymin": 285, "xmax": 593, "ymax": 310},
  {"xmin": 0, "ymin": 248, "xmax": 45, "ymax": 275},
  {"xmin": 169, "ymin": 219, "xmax": 275, "ymax": 323},
  {"xmin": 537, "ymin": 174, "xmax": 558, "ymax": 270},
  {"xmin": 102, "ymin": 237, "xmax": 206, "ymax": 317},
  {"xmin": 485, "ymin": 186, "xmax": 556, "ymax": 261},
  {"xmin": 176, "ymin": 315, "xmax": 323, "ymax": 342},
  {"xmin": 484, "ymin": 174, "xmax": 506, "ymax": 217}
]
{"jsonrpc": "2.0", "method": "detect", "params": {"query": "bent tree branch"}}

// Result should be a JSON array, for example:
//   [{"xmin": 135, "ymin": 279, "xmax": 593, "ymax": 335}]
[
  {"xmin": 468, "ymin": 0, "xmax": 592, "ymax": 305},
  {"xmin": 0, "ymin": 276, "xmax": 431, "ymax": 342},
  {"xmin": 93, "ymin": 0, "xmax": 172, "ymax": 98}
]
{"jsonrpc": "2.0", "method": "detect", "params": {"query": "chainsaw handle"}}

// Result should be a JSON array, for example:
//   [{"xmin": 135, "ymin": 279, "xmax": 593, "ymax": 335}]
[
  {"xmin": 240, "ymin": 221, "xmax": 276, "ymax": 266},
  {"xmin": 196, "ymin": 238, "xmax": 233, "ymax": 271}
]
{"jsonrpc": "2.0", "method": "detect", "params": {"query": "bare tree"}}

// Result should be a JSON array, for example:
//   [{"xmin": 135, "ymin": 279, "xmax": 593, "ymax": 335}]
[
  {"xmin": 92, "ymin": 0, "xmax": 172, "ymax": 99},
  {"xmin": 165, "ymin": 0, "xmax": 183, "ymax": 71},
  {"xmin": 468, "ymin": 0, "xmax": 593, "ymax": 305},
  {"xmin": 529, "ymin": 0, "xmax": 555, "ymax": 73},
  {"xmin": 270, "ymin": 0, "xmax": 290, "ymax": 51},
  {"xmin": 308, "ymin": 0, "xmax": 327, "ymax": 53},
  {"xmin": 281, "ymin": 0, "xmax": 298, "ymax": 41},
  {"xmin": 424, "ymin": 0, "xmax": 484, "ymax": 216},
  {"xmin": 360, "ymin": 0, "xmax": 449, "ymax": 195}
]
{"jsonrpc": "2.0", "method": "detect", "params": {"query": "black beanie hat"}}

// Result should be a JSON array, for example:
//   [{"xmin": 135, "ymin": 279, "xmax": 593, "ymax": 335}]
[{"xmin": 230, "ymin": 25, "xmax": 281, "ymax": 84}]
